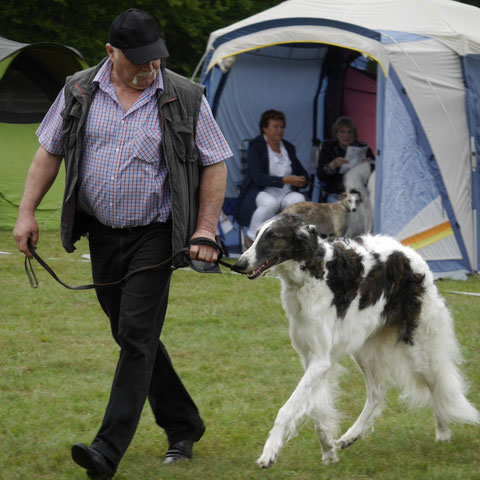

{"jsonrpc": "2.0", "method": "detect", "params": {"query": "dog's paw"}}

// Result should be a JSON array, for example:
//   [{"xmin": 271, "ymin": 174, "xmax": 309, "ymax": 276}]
[
  {"xmin": 336, "ymin": 435, "xmax": 359, "ymax": 449},
  {"xmin": 322, "ymin": 449, "xmax": 339, "ymax": 465},
  {"xmin": 435, "ymin": 429, "xmax": 451, "ymax": 442},
  {"xmin": 256, "ymin": 452, "xmax": 277, "ymax": 469}
]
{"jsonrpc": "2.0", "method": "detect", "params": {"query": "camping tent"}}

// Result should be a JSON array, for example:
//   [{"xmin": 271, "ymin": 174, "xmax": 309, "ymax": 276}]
[
  {"xmin": 196, "ymin": 0, "xmax": 480, "ymax": 279},
  {"xmin": 0, "ymin": 36, "xmax": 87, "ymax": 230}
]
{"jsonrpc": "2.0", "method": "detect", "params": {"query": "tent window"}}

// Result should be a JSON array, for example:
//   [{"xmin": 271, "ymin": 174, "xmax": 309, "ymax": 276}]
[{"xmin": 0, "ymin": 54, "xmax": 61, "ymax": 124}]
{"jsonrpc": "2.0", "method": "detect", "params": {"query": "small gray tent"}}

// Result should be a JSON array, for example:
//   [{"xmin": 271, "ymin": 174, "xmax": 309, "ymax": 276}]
[{"xmin": 0, "ymin": 36, "xmax": 87, "ymax": 229}]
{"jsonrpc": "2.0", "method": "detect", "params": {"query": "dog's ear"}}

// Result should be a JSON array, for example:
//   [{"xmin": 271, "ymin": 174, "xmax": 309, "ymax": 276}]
[
  {"xmin": 349, "ymin": 188, "xmax": 362, "ymax": 202},
  {"xmin": 339, "ymin": 192, "xmax": 348, "ymax": 200},
  {"xmin": 306, "ymin": 224, "xmax": 319, "ymax": 239},
  {"xmin": 296, "ymin": 225, "xmax": 314, "ymax": 239},
  {"xmin": 294, "ymin": 224, "xmax": 320, "ymax": 259}
]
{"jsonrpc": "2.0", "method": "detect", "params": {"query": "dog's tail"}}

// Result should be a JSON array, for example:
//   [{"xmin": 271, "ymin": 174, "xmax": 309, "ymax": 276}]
[
  {"xmin": 423, "ymin": 295, "xmax": 480, "ymax": 425},
  {"xmin": 434, "ymin": 371, "xmax": 480, "ymax": 425}
]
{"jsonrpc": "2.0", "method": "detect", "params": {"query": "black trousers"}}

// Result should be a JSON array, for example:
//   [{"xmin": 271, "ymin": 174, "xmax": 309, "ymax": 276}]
[{"xmin": 87, "ymin": 218, "xmax": 204, "ymax": 467}]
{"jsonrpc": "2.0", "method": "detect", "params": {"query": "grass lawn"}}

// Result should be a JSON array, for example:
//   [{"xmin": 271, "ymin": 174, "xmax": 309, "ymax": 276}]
[{"xmin": 1, "ymin": 229, "xmax": 479, "ymax": 480}]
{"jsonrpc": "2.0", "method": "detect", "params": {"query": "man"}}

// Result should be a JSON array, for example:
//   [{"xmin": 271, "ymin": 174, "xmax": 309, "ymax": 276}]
[{"xmin": 13, "ymin": 8, "xmax": 231, "ymax": 480}]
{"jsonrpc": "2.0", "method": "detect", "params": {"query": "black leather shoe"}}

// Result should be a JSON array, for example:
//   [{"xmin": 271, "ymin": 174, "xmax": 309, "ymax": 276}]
[
  {"xmin": 163, "ymin": 424, "xmax": 206, "ymax": 465},
  {"xmin": 71, "ymin": 443, "xmax": 116, "ymax": 480}
]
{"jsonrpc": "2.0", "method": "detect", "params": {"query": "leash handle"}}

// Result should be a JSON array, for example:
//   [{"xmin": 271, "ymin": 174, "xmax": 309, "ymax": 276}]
[
  {"xmin": 188, "ymin": 236, "xmax": 236, "ymax": 269},
  {"xmin": 189, "ymin": 236, "xmax": 224, "ymax": 257},
  {"xmin": 25, "ymin": 237, "xmax": 233, "ymax": 290},
  {"xmin": 25, "ymin": 256, "xmax": 39, "ymax": 288}
]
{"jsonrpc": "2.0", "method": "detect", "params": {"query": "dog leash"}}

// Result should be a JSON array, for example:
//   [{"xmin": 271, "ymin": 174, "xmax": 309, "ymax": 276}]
[{"xmin": 25, "ymin": 237, "xmax": 235, "ymax": 290}]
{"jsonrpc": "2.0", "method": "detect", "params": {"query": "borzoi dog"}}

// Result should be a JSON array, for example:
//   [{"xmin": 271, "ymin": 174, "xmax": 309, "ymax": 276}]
[
  {"xmin": 343, "ymin": 162, "xmax": 374, "ymax": 237},
  {"xmin": 281, "ymin": 192, "xmax": 360, "ymax": 237},
  {"xmin": 233, "ymin": 214, "xmax": 479, "ymax": 468}
]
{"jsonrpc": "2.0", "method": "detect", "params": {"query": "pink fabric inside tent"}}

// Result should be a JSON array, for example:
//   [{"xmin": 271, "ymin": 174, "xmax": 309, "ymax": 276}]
[{"xmin": 343, "ymin": 67, "xmax": 377, "ymax": 153}]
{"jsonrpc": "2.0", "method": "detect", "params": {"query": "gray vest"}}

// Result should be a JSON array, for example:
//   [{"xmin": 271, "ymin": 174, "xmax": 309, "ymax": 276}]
[{"xmin": 59, "ymin": 60, "xmax": 205, "ymax": 268}]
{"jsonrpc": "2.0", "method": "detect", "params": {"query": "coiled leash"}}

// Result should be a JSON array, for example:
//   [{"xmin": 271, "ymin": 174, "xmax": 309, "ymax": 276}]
[{"xmin": 25, "ymin": 237, "xmax": 235, "ymax": 290}]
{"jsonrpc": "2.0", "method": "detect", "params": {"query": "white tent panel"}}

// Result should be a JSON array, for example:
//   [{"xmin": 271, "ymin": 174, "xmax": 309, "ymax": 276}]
[
  {"xmin": 206, "ymin": 0, "xmax": 480, "ymax": 58},
  {"xmin": 385, "ymin": 39, "xmax": 474, "ymax": 267},
  {"xmin": 206, "ymin": 26, "xmax": 389, "ymax": 75},
  {"xmin": 419, "ymin": 236, "xmax": 463, "ymax": 261},
  {"xmin": 396, "ymin": 196, "xmax": 462, "ymax": 260}
]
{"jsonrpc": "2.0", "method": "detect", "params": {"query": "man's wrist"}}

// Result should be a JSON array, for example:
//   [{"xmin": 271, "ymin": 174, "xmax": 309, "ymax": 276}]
[
  {"xmin": 18, "ymin": 203, "xmax": 37, "ymax": 216},
  {"xmin": 192, "ymin": 227, "xmax": 216, "ymax": 239}
]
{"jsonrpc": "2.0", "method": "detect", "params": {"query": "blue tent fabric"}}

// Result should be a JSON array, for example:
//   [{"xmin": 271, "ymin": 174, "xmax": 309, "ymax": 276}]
[
  {"xmin": 463, "ymin": 54, "xmax": 480, "ymax": 271},
  {"xmin": 212, "ymin": 45, "xmax": 326, "ymax": 198},
  {"xmin": 380, "ymin": 70, "xmax": 436, "ymax": 235}
]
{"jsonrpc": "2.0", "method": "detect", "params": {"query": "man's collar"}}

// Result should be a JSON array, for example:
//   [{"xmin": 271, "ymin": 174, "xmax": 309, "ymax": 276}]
[{"xmin": 92, "ymin": 58, "xmax": 164, "ymax": 95}]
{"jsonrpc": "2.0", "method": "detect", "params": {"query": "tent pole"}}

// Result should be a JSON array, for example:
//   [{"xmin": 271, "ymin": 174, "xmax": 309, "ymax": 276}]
[{"xmin": 191, "ymin": 51, "xmax": 207, "ymax": 81}]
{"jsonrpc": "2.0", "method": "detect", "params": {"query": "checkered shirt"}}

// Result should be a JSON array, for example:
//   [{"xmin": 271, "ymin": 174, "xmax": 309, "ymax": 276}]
[{"xmin": 37, "ymin": 59, "xmax": 232, "ymax": 228}]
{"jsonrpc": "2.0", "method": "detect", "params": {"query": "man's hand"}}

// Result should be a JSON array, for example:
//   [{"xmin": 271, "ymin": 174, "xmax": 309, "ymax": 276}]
[
  {"xmin": 13, "ymin": 214, "xmax": 39, "ymax": 258},
  {"xmin": 189, "ymin": 229, "xmax": 219, "ymax": 263}
]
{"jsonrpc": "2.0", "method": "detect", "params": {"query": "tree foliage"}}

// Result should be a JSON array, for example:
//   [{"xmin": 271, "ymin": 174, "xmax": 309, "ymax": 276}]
[
  {"xmin": 0, "ymin": 0, "xmax": 281, "ymax": 76},
  {"xmin": 1, "ymin": 0, "xmax": 479, "ymax": 77}
]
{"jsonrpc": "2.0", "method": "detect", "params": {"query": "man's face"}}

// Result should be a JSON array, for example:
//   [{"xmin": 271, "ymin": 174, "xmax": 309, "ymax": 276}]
[{"xmin": 107, "ymin": 44, "xmax": 161, "ymax": 91}]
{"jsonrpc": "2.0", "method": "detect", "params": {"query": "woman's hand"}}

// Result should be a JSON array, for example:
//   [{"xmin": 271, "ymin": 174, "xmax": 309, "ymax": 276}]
[
  {"xmin": 329, "ymin": 157, "xmax": 349, "ymax": 170},
  {"xmin": 283, "ymin": 175, "xmax": 307, "ymax": 188}
]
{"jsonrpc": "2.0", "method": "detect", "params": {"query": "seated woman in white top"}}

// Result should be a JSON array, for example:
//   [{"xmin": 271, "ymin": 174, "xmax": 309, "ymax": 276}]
[{"xmin": 235, "ymin": 109, "xmax": 309, "ymax": 245}]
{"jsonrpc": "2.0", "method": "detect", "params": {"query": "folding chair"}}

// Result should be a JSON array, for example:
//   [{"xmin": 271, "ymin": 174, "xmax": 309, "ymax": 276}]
[{"xmin": 235, "ymin": 138, "xmax": 251, "ymax": 252}]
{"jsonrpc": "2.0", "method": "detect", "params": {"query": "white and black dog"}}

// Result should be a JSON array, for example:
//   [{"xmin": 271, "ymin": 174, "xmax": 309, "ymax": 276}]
[
  {"xmin": 233, "ymin": 214, "xmax": 479, "ymax": 468},
  {"xmin": 343, "ymin": 162, "xmax": 374, "ymax": 237}
]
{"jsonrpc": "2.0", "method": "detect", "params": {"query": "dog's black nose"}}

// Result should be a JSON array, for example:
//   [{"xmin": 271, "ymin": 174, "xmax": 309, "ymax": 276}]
[{"xmin": 232, "ymin": 258, "xmax": 248, "ymax": 274}]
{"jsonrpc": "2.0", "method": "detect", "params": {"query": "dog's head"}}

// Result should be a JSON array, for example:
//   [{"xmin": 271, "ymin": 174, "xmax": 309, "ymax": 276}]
[
  {"xmin": 339, "ymin": 192, "xmax": 361, "ymax": 212},
  {"xmin": 232, "ymin": 214, "xmax": 321, "ymax": 279}
]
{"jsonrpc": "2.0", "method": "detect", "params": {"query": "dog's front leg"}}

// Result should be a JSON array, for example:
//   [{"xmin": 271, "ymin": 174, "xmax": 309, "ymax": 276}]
[
  {"xmin": 257, "ymin": 360, "xmax": 332, "ymax": 468},
  {"xmin": 337, "ymin": 351, "xmax": 386, "ymax": 449},
  {"xmin": 312, "ymin": 367, "xmax": 341, "ymax": 465}
]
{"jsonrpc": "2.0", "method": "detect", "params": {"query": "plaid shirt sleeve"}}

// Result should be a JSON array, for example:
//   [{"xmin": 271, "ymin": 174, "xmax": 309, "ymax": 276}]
[
  {"xmin": 195, "ymin": 96, "xmax": 232, "ymax": 166},
  {"xmin": 36, "ymin": 88, "xmax": 66, "ymax": 156}
]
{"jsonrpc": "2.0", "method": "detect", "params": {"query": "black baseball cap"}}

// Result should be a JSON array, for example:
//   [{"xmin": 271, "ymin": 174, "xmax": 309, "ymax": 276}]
[{"xmin": 108, "ymin": 8, "xmax": 169, "ymax": 64}]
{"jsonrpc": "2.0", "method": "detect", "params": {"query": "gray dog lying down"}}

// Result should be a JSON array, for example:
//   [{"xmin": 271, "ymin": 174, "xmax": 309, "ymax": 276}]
[{"xmin": 281, "ymin": 192, "xmax": 360, "ymax": 237}]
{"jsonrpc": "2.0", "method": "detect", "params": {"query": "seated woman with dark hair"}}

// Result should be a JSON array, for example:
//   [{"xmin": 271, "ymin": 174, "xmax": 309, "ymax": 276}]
[
  {"xmin": 317, "ymin": 116, "xmax": 375, "ymax": 202},
  {"xmin": 235, "ymin": 109, "xmax": 309, "ymax": 246}
]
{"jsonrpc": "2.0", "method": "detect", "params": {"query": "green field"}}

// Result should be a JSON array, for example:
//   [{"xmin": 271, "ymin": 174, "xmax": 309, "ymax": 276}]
[{"xmin": 1, "ymin": 230, "xmax": 479, "ymax": 479}]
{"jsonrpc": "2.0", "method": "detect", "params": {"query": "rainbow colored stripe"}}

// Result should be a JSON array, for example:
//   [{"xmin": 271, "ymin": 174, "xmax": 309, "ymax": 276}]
[{"xmin": 400, "ymin": 222, "xmax": 453, "ymax": 250}]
